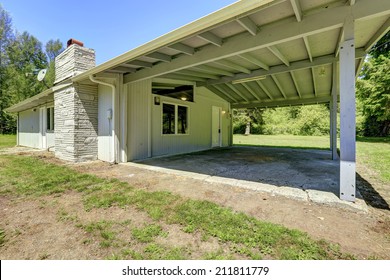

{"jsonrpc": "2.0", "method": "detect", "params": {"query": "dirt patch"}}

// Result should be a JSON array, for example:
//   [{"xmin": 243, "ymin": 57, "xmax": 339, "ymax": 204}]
[{"xmin": 1, "ymin": 150, "xmax": 389, "ymax": 259}]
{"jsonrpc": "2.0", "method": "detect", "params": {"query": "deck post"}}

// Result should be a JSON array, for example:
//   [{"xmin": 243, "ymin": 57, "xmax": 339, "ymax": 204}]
[
  {"xmin": 339, "ymin": 16, "xmax": 356, "ymax": 202},
  {"xmin": 330, "ymin": 63, "xmax": 339, "ymax": 161}
]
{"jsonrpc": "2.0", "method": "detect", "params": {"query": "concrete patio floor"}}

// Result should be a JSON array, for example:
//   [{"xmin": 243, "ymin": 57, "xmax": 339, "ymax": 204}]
[{"xmin": 128, "ymin": 146, "xmax": 367, "ymax": 212}]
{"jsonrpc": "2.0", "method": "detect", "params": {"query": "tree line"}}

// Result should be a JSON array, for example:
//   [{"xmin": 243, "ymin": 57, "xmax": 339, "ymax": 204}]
[
  {"xmin": 234, "ymin": 32, "xmax": 389, "ymax": 137},
  {"xmin": 0, "ymin": 5, "xmax": 63, "ymax": 134}
]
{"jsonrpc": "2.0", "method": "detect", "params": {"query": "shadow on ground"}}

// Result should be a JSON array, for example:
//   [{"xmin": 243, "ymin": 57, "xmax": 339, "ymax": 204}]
[{"xmin": 139, "ymin": 146, "xmax": 389, "ymax": 210}]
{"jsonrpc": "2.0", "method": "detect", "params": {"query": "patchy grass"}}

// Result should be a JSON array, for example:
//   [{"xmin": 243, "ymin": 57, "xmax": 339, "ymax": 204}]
[
  {"xmin": 234, "ymin": 134, "xmax": 390, "ymax": 185},
  {"xmin": 0, "ymin": 134, "xmax": 16, "ymax": 149},
  {"xmin": 0, "ymin": 153, "xmax": 354, "ymax": 260}
]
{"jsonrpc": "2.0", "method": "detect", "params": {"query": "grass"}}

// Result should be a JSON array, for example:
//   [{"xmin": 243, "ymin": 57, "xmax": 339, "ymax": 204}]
[
  {"xmin": 0, "ymin": 134, "xmax": 16, "ymax": 149},
  {"xmin": 234, "ymin": 134, "xmax": 390, "ymax": 184},
  {"xmin": 0, "ymin": 229, "xmax": 6, "ymax": 247},
  {"xmin": 0, "ymin": 153, "xmax": 351, "ymax": 260}
]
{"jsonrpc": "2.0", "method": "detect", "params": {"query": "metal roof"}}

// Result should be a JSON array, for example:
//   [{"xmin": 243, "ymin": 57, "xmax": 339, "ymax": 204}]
[{"xmin": 7, "ymin": 0, "xmax": 390, "ymax": 112}]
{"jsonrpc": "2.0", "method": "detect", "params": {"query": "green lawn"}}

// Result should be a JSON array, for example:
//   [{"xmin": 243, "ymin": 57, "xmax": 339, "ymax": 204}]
[
  {"xmin": 0, "ymin": 153, "xmax": 350, "ymax": 260},
  {"xmin": 0, "ymin": 134, "xmax": 16, "ymax": 149},
  {"xmin": 234, "ymin": 134, "xmax": 390, "ymax": 184}
]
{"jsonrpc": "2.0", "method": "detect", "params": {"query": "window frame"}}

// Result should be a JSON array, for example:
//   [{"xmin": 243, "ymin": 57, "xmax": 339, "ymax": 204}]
[
  {"xmin": 161, "ymin": 102, "xmax": 190, "ymax": 136},
  {"xmin": 46, "ymin": 107, "xmax": 54, "ymax": 132}
]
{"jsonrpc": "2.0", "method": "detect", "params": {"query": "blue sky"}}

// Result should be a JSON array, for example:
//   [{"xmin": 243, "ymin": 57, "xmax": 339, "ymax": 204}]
[{"xmin": 1, "ymin": 0, "xmax": 237, "ymax": 65}]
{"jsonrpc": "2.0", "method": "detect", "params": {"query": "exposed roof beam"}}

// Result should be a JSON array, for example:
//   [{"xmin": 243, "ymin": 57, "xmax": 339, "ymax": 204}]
[
  {"xmin": 214, "ymin": 84, "xmax": 239, "ymax": 103},
  {"xmin": 268, "ymin": 46, "xmax": 290, "ymax": 66},
  {"xmin": 238, "ymin": 53, "xmax": 269, "ymax": 70},
  {"xmin": 123, "ymin": 60, "xmax": 153, "ymax": 68},
  {"xmin": 214, "ymin": 60, "xmax": 251, "ymax": 74},
  {"xmin": 179, "ymin": 69, "xmax": 219, "ymax": 80},
  {"xmin": 241, "ymin": 83, "xmax": 262, "ymax": 101},
  {"xmin": 364, "ymin": 16, "xmax": 390, "ymax": 52},
  {"xmin": 349, "ymin": 0, "xmax": 356, "ymax": 5},
  {"xmin": 167, "ymin": 43, "xmax": 195, "ymax": 55},
  {"xmin": 109, "ymin": 66, "xmax": 136, "ymax": 73},
  {"xmin": 200, "ymin": 49, "xmax": 365, "ymax": 86},
  {"xmin": 237, "ymin": 16, "xmax": 258, "ymax": 36},
  {"xmin": 192, "ymin": 65, "xmax": 234, "ymax": 77},
  {"xmin": 290, "ymin": 71, "xmax": 302, "ymax": 98},
  {"xmin": 146, "ymin": 52, "xmax": 172, "ymax": 62},
  {"xmin": 355, "ymin": 58, "xmax": 365, "ymax": 78},
  {"xmin": 290, "ymin": 0, "xmax": 303, "ymax": 22},
  {"xmin": 208, "ymin": 85, "xmax": 236, "ymax": 103},
  {"xmin": 303, "ymin": 37, "xmax": 313, "ymax": 62},
  {"xmin": 311, "ymin": 68, "xmax": 318, "ymax": 97},
  {"xmin": 124, "ymin": 1, "xmax": 389, "ymax": 83},
  {"xmin": 119, "ymin": 64, "xmax": 138, "ymax": 71},
  {"xmin": 225, "ymin": 83, "xmax": 250, "ymax": 102},
  {"xmin": 271, "ymin": 74, "xmax": 287, "ymax": 99},
  {"xmin": 255, "ymin": 81, "xmax": 273, "ymax": 100},
  {"xmin": 197, "ymin": 31, "xmax": 223, "ymax": 47},
  {"xmin": 233, "ymin": 96, "xmax": 331, "ymax": 109},
  {"xmin": 161, "ymin": 73, "xmax": 206, "ymax": 82}
]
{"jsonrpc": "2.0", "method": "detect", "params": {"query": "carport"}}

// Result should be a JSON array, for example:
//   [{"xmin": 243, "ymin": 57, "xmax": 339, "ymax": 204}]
[{"xmin": 72, "ymin": 0, "xmax": 390, "ymax": 202}]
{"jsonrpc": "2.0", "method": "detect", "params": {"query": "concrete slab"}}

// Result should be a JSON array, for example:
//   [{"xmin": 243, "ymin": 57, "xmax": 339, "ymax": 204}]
[{"xmin": 134, "ymin": 146, "xmax": 367, "ymax": 212}]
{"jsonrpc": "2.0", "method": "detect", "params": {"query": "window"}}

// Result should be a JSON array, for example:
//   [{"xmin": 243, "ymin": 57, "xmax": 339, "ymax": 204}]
[
  {"xmin": 162, "ymin": 103, "xmax": 189, "ymax": 135},
  {"xmin": 47, "ymin": 107, "xmax": 54, "ymax": 131},
  {"xmin": 152, "ymin": 84, "xmax": 194, "ymax": 102}
]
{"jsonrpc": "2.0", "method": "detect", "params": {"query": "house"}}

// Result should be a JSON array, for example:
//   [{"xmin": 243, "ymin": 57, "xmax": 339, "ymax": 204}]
[{"xmin": 5, "ymin": 0, "xmax": 390, "ymax": 202}]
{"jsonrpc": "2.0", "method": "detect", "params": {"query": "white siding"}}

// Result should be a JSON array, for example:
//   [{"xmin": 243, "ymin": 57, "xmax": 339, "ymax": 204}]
[
  {"xmin": 151, "ymin": 86, "xmax": 230, "ymax": 157},
  {"xmin": 98, "ymin": 84, "xmax": 113, "ymax": 162},
  {"xmin": 18, "ymin": 109, "xmax": 40, "ymax": 148},
  {"xmin": 127, "ymin": 80, "xmax": 152, "ymax": 161},
  {"xmin": 47, "ymin": 132, "xmax": 55, "ymax": 148}
]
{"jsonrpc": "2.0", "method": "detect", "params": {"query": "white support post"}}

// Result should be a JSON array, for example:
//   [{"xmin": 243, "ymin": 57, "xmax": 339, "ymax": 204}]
[
  {"xmin": 339, "ymin": 16, "xmax": 356, "ymax": 202},
  {"xmin": 119, "ymin": 75, "xmax": 128, "ymax": 162},
  {"xmin": 330, "ymin": 63, "xmax": 339, "ymax": 161}
]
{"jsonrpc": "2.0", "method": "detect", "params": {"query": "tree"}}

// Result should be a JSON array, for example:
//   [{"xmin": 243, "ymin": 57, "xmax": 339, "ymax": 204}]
[
  {"xmin": 45, "ymin": 39, "xmax": 64, "ymax": 86},
  {"xmin": 0, "ymin": 5, "xmax": 14, "ymax": 134},
  {"xmin": 356, "ymin": 55, "xmax": 390, "ymax": 136}
]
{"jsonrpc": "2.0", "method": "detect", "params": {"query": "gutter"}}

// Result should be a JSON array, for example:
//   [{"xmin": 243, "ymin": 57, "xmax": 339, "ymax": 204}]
[{"xmin": 89, "ymin": 75, "xmax": 119, "ymax": 164}]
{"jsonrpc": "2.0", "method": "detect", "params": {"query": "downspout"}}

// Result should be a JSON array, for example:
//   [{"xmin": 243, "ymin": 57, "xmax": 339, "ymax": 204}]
[{"xmin": 89, "ymin": 75, "xmax": 119, "ymax": 163}]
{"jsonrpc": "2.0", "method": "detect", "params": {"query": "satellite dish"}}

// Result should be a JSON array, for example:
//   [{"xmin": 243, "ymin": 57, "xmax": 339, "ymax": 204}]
[{"xmin": 37, "ymin": 69, "xmax": 47, "ymax": 81}]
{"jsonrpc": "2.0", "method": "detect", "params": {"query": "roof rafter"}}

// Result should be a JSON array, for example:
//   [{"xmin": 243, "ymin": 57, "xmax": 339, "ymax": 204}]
[
  {"xmin": 303, "ymin": 37, "xmax": 313, "ymax": 62},
  {"xmin": 290, "ymin": 71, "xmax": 302, "ymax": 98},
  {"xmin": 311, "ymin": 68, "xmax": 318, "ymax": 97},
  {"xmin": 123, "ymin": 60, "xmax": 153, "ymax": 68},
  {"xmin": 179, "ymin": 69, "xmax": 219, "ymax": 80},
  {"xmin": 255, "ymin": 81, "xmax": 273, "ymax": 100},
  {"xmin": 364, "ymin": 16, "xmax": 390, "ymax": 52},
  {"xmin": 225, "ymin": 83, "xmax": 250, "ymax": 102},
  {"xmin": 124, "ymin": 0, "xmax": 389, "ymax": 84},
  {"xmin": 271, "ymin": 74, "xmax": 287, "ymax": 99},
  {"xmin": 197, "ymin": 31, "xmax": 223, "ymax": 47},
  {"xmin": 146, "ymin": 52, "xmax": 172, "ymax": 62},
  {"xmin": 213, "ymin": 84, "xmax": 239, "ymax": 103},
  {"xmin": 214, "ymin": 60, "xmax": 251, "ymax": 74},
  {"xmin": 241, "ymin": 83, "xmax": 262, "ymax": 101},
  {"xmin": 192, "ymin": 65, "xmax": 234, "ymax": 77},
  {"xmin": 208, "ymin": 85, "xmax": 237, "ymax": 103},
  {"xmin": 162, "ymin": 73, "xmax": 206, "ymax": 82},
  {"xmin": 200, "ymin": 49, "xmax": 365, "ymax": 86},
  {"xmin": 290, "ymin": 0, "xmax": 303, "ymax": 22},
  {"xmin": 167, "ymin": 43, "xmax": 195, "ymax": 55},
  {"xmin": 349, "ymin": 0, "xmax": 356, "ymax": 5},
  {"xmin": 268, "ymin": 46, "xmax": 290, "ymax": 66},
  {"xmin": 237, "ymin": 16, "xmax": 258, "ymax": 36},
  {"xmin": 238, "ymin": 53, "xmax": 269, "ymax": 70}
]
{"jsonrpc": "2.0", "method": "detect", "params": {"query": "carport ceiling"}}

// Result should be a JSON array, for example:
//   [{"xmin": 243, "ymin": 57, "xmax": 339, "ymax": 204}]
[{"xmin": 78, "ymin": 0, "xmax": 390, "ymax": 109}]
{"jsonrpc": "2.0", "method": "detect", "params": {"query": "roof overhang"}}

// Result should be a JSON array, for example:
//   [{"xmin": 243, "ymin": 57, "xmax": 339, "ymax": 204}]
[
  {"xmin": 73, "ymin": 0, "xmax": 389, "ymax": 109},
  {"xmin": 5, "ymin": 83, "xmax": 71, "ymax": 113}
]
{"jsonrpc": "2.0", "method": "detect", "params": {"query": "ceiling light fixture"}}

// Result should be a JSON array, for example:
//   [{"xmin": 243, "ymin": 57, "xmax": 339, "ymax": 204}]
[
  {"xmin": 232, "ymin": 75, "xmax": 267, "ymax": 84},
  {"xmin": 181, "ymin": 97, "xmax": 187, "ymax": 101}
]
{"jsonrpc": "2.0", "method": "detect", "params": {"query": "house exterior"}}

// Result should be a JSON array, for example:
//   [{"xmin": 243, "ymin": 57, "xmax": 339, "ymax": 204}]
[{"xmin": 6, "ymin": 0, "xmax": 390, "ymax": 202}]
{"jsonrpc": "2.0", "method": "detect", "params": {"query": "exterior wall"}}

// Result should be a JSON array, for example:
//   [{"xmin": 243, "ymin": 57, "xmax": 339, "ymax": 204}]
[
  {"xmin": 151, "ymin": 86, "xmax": 230, "ymax": 157},
  {"xmin": 54, "ymin": 44, "xmax": 96, "ymax": 84},
  {"xmin": 18, "ymin": 109, "xmax": 40, "ymax": 148},
  {"xmin": 127, "ymin": 80, "xmax": 151, "ymax": 161},
  {"xmin": 54, "ymin": 83, "xmax": 98, "ymax": 162}
]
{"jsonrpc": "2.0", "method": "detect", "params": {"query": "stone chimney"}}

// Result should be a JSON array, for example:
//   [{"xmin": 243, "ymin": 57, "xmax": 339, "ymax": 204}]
[{"xmin": 54, "ymin": 39, "xmax": 95, "ymax": 84}]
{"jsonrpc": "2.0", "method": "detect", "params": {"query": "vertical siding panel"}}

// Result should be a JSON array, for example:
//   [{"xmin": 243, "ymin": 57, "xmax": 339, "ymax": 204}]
[
  {"xmin": 18, "ymin": 109, "xmax": 40, "ymax": 148},
  {"xmin": 127, "ymin": 79, "xmax": 151, "ymax": 160}
]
